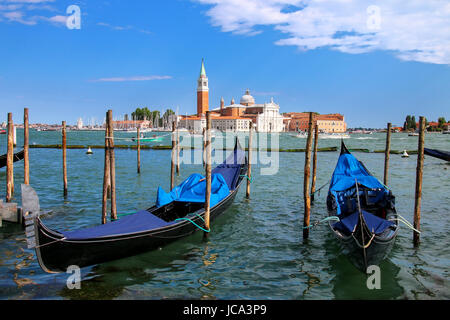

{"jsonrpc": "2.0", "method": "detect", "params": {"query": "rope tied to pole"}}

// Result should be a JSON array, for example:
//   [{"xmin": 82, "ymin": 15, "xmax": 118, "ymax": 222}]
[
  {"xmin": 240, "ymin": 174, "xmax": 253, "ymax": 183},
  {"xmin": 310, "ymin": 180, "xmax": 330, "ymax": 196},
  {"xmin": 175, "ymin": 213, "xmax": 210, "ymax": 233},
  {"xmin": 302, "ymin": 216, "xmax": 340, "ymax": 229}
]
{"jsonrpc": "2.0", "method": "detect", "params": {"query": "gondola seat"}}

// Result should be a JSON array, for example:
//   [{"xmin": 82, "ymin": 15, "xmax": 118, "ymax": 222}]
[{"xmin": 62, "ymin": 210, "xmax": 176, "ymax": 240}]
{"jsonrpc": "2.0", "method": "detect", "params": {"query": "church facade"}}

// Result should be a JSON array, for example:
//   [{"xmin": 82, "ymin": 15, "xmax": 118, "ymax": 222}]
[{"xmin": 178, "ymin": 60, "xmax": 286, "ymax": 133}]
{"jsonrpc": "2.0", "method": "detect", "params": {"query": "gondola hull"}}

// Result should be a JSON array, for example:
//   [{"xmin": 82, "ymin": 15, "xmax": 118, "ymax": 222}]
[
  {"xmin": 326, "ymin": 142, "xmax": 399, "ymax": 272},
  {"xmin": 328, "ymin": 210, "xmax": 398, "ymax": 271},
  {"xmin": 0, "ymin": 149, "xmax": 25, "ymax": 168},
  {"xmin": 35, "ymin": 176, "xmax": 244, "ymax": 273}
]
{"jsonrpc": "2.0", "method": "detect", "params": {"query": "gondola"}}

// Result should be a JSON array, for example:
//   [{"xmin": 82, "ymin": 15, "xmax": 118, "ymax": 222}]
[
  {"xmin": 0, "ymin": 149, "xmax": 25, "ymax": 168},
  {"xmin": 424, "ymin": 148, "xmax": 450, "ymax": 162},
  {"xmin": 326, "ymin": 141, "xmax": 399, "ymax": 271},
  {"xmin": 33, "ymin": 139, "xmax": 247, "ymax": 273}
]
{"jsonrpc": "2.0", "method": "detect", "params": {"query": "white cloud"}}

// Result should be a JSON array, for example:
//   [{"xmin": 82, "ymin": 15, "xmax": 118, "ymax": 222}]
[
  {"xmin": 196, "ymin": 0, "xmax": 450, "ymax": 64},
  {"xmin": 90, "ymin": 76, "xmax": 172, "ymax": 82},
  {"xmin": 97, "ymin": 22, "xmax": 152, "ymax": 35}
]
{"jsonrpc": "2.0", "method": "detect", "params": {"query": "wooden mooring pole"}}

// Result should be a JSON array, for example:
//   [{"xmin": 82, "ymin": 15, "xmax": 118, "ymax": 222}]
[
  {"xmin": 101, "ymin": 113, "xmax": 111, "ymax": 224},
  {"xmin": 246, "ymin": 122, "xmax": 253, "ymax": 199},
  {"xmin": 137, "ymin": 126, "xmax": 141, "ymax": 174},
  {"xmin": 6, "ymin": 113, "xmax": 14, "ymax": 202},
  {"xmin": 62, "ymin": 121, "xmax": 68, "ymax": 197},
  {"xmin": 310, "ymin": 123, "xmax": 319, "ymax": 202},
  {"xmin": 107, "ymin": 110, "xmax": 117, "ymax": 221},
  {"xmin": 204, "ymin": 111, "xmax": 212, "ymax": 238},
  {"xmin": 176, "ymin": 124, "xmax": 180, "ymax": 176},
  {"xmin": 303, "ymin": 112, "xmax": 314, "ymax": 239},
  {"xmin": 413, "ymin": 116, "xmax": 425, "ymax": 247},
  {"xmin": 384, "ymin": 122, "xmax": 392, "ymax": 186},
  {"xmin": 202, "ymin": 127, "xmax": 206, "ymax": 168},
  {"xmin": 24, "ymin": 108, "xmax": 30, "ymax": 185},
  {"xmin": 170, "ymin": 121, "xmax": 176, "ymax": 190}
]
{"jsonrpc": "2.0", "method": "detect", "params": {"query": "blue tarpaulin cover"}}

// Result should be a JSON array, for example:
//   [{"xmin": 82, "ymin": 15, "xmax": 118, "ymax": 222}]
[
  {"xmin": 156, "ymin": 173, "xmax": 230, "ymax": 208},
  {"xmin": 333, "ymin": 210, "xmax": 394, "ymax": 235},
  {"xmin": 330, "ymin": 153, "xmax": 385, "ymax": 192},
  {"xmin": 62, "ymin": 210, "xmax": 176, "ymax": 240}
]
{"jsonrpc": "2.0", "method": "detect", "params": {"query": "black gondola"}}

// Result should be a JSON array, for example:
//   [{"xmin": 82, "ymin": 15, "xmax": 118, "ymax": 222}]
[
  {"xmin": 0, "ymin": 149, "xmax": 25, "ymax": 168},
  {"xmin": 33, "ymin": 139, "xmax": 247, "ymax": 273},
  {"xmin": 424, "ymin": 148, "xmax": 450, "ymax": 162},
  {"xmin": 326, "ymin": 141, "xmax": 399, "ymax": 271}
]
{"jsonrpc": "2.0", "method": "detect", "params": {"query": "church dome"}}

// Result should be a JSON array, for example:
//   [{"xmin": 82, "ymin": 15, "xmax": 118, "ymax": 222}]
[{"xmin": 240, "ymin": 89, "xmax": 255, "ymax": 106}]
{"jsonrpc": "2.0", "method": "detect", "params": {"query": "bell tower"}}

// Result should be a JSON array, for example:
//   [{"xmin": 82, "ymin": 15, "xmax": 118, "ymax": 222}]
[{"xmin": 197, "ymin": 58, "xmax": 209, "ymax": 116}]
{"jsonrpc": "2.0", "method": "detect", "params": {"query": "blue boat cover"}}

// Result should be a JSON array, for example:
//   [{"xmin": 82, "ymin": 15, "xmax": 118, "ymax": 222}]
[
  {"xmin": 330, "ymin": 153, "xmax": 385, "ymax": 192},
  {"xmin": 156, "ymin": 173, "xmax": 230, "ymax": 208},
  {"xmin": 62, "ymin": 210, "xmax": 176, "ymax": 240},
  {"xmin": 333, "ymin": 210, "xmax": 394, "ymax": 235}
]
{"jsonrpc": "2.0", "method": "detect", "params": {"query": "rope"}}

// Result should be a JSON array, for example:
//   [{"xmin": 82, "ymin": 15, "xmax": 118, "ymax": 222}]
[
  {"xmin": 111, "ymin": 212, "xmax": 136, "ymax": 221},
  {"xmin": 311, "ymin": 180, "xmax": 330, "ymax": 196},
  {"xmin": 389, "ymin": 214, "xmax": 421, "ymax": 233},
  {"xmin": 240, "ymin": 174, "xmax": 253, "ymax": 183},
  {"xmin": 352, "ymin": 233, "xmax": 375, "ymax": 249},
  {"xmin": 303, "ymin": 216, "xmax": 340, "ymax": 229},
  {"xmin": 175, "ymin": 213, "xmax": 210, "ymax": 232},
  {"xmin": 34, "ymin": 237, "xmax": 67, "ymax": 249}
]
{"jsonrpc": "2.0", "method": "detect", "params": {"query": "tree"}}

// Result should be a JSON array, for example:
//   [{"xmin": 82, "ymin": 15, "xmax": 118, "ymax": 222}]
[
  {"xmin": 404, "ymin": 115, "xmax": 411, "ymax": 130},
  {"xmin": 411, "ymin": 116, "xmax": 416, "ymax": 130},
  {"xmin": 438, "ymin": 117, "xmax": 446, "ymax": 128}
]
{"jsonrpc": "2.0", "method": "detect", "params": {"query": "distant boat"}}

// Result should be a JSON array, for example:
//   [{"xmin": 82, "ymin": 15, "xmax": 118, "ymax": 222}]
[
  {"xmin": 292, "ymin": 131, "xmax": 308, "ymax": 138},
  {"xmin": 0, "ymin": 150, "xmax": 25, "ymax": 168},
  {"xmin": 401, "ymin": 150, "xmax": 409, "ymax": 158},
  {"xmin": 443, "ymin": 130, "xmax": 450, "ymax": 135},
  {"xmin": 424, "ymin": 148, "xmax": 450, "ymax": 162},
  {"xmin": 408, "ymin": 132, "xmax": 419, "ymax": 136},
  {"xmin": 0, "ymin": 129, "xmax": 6, "ymax": 134},
  {"xmin": 319, "ymin": 132, "xmax": 350, "ymax": 139}
]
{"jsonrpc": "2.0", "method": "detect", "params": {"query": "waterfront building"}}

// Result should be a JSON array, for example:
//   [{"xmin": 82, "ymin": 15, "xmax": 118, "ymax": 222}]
[
  {"xmin": 178, "ymin": 60, "xmax": 285, "ymax": 133},
  {"xmin": 284, "ymin": 112, "xmax": 347, "ymax": 133}
]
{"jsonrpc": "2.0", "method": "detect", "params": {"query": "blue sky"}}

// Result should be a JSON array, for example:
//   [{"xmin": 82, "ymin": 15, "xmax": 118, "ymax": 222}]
[{"xmin": 0, "ymin": 0, "xmax": 449, "ymax": 128}]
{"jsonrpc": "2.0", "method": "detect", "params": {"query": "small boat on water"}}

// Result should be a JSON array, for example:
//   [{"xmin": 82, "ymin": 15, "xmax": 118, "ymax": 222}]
[
  {"xmin": 320, "ymin": 132, "xmax": 350, "ymax": 139},
  {"xmin": 408, "ymin": 132, "xmax": 419, "ymax": 136},
  {"xmin": 131, "ymin": 134, "xmax": 164, "ymax": 142},
  {"xmin": 32, "ymin": 139, "xmax": 247, "ymax": 273},
  {"xmin": 292, "ymin": 131, "xmax": 308, "ymax": 138},
  {"xmin": 424, "ymin": 148, "xmax": 450, "ymax": 162},
  {"xmin": 326, "ymin": 141, "xmax": 399, "ymax": 271},
  {"xmin": 0, "ymin": 149, "xmax": 25, "ymax": 168},
  {"xmin": 0, "ymin": 129, "xmax": 6, "ymax": 134},
  {"xmin": 401, "ymin": 150, "xmax": 409, "ymax": 158}
]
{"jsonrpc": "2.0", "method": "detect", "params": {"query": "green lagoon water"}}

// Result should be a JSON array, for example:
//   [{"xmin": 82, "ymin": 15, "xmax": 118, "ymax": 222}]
[{"xmin": 0, "ymin": 130, "xmax": 449, "ymax": 299}]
